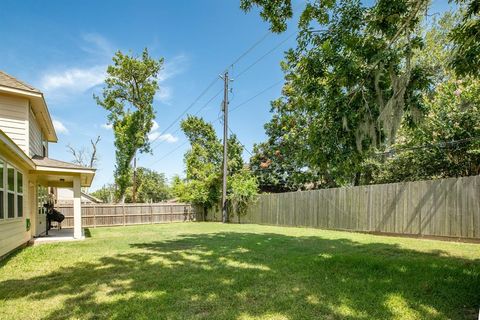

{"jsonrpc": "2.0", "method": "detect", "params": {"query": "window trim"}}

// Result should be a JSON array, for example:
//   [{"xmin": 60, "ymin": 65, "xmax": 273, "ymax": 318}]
[
  {"xmin": 17, "ymin": 171, "xmax": 23, "ymax": 218},
  {"xmin": 0, "ymin": 159, "xmax": 4, "ymax": 220},
  {"xmin": 0, "ymin": 157, "xmax": 25, "ymax": 220},
  {"xmin": 7, "ymin": 164, "xmax": 15, "ymax": 219}
]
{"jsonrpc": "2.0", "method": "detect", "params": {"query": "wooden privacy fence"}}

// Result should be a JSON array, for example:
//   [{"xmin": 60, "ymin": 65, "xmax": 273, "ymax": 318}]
[
  {"xmin": 57, "ymin": 203, "xmax": 195, "ymax": 228},
  {"xmin": 208, "ymin": 175, "xmax": 480, "ymax": 240}
]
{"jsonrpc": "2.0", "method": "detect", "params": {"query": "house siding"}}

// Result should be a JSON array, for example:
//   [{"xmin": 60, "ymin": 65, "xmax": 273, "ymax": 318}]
[
  {"xmin": 0, "ymin": 146, "xmax": 30, "ymax": 258},
  {"xmin": 0, "ymin": 95, "xmax": 28, "ymax": 154},
  {"xmin": 0, "ymin": 220, "xmax": 29, "ymax": 258},
  {"xmin": 29, "ymin": 108, "xmax": 43, "ymax": 157}
]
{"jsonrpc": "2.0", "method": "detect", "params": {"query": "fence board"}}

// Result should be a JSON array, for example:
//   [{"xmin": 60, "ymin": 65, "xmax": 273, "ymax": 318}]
[
  {"xmin": 57, "ymin": 203, "xmax": 194, "ymax": 228},
  {"xmin": 206, "ymin": 175, "xmax": 480, "ymax": 240}
]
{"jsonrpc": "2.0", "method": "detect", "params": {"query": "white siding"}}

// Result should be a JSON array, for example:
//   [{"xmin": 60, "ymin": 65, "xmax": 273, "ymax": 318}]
[
  {"xmin": 0, "ymin": 220, "xmax": 29, "ymax": 258},
  {"xmin": 29, "ymin": 108, "xmax": 43, "ymax": 157},
  {"xmin": 0, "ymin": 95, "xmax": 28, "ymax": 154}
]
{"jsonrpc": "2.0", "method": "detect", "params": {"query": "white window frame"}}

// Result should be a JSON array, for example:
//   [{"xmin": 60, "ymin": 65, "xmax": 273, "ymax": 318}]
[
  {"xmin": 0, "ymin": 157, "xmax": 25, "ymax": 221},
  {"xmin": 7, "ymin": 164, "xmax": 15, "ymax": 219},
  {"xmin": 0, "ymin": 159, "xmax": 4, "ymax": 220},
  {"xmin": 17, "ymin": 170, "xmax": 23, "ymax": 218}
]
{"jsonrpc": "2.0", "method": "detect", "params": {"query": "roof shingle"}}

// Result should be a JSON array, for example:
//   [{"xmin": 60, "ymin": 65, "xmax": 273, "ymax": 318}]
[
  {"xmin": 0, "ymin": 70, "xmax": 41, "ymax": 93},
  {"xmin": 32, "ymin": 155, "xmax": 95, "ymax": 171}
]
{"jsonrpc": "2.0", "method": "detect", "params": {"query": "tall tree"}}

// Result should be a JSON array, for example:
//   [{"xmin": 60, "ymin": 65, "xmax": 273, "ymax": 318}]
[
  {"xmin": 242, "ymin": 0, "xmax": 431, "ymax": 186},
  {"xmin": 125, "ymin": 167, "xmax": 171, "ymax": 203},
  {"xmin": 95, "ymin": 49, "xmax": 163, "ymax": 201},
  {"xmin": 173, "ymin": 115, "xmax": 247, "ymax": 220},
  {"xmin": 450, "ymin": 0, "xmax": 480, "ymax": 77},
  {"xmin": 177, "ymin": 116, "xmax": 222, "ymax": 218},
  {"xmin": 358, "ymin": 10, "xmax": 480, "ymax": 183}
]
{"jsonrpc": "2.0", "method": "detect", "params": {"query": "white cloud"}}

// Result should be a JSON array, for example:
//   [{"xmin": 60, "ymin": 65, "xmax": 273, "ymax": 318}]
[
  {"xmin": 148, "ymin": 131, "xmax": 178, "ymax": 144},
  {"xmin": 101, "ymin": 123, "xmax": 113, "ymax": 130},
  {"xmin": 81, "ymin": 33, "xmax": 114, "ymax": 57},
  {"xmin": 53, "ymin": 119, "xmax": 69, "ymax": 134},
  {"xmin": 154, "ymin": 54, "xmax": 188, "ymax": 103},
  {"xmin": 154, "ymin": 87, "xmax": 172, "ymax": 103},
  {"xmin": 40, "ymin": 65, "xmax": 106, "ymax": 95},
  {"xmin": 151, "ymin": 120, "xmax": 159, "ymax": 131},
  {"xmin": 157, "ymin": 54, "xmax": 188, "ymax": 82}
]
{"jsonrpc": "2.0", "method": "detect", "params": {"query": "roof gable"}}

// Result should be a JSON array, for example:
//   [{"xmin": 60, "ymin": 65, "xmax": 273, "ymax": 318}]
[
  {"xmin": 0, "ymin": 70, "xmax": 41, "ymax": 93},
  {"xmin": 0, "ymin": 70, "xmax": 57, "ymax": 142}
]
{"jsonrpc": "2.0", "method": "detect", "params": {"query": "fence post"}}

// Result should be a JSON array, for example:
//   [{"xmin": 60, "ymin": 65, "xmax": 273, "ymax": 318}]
[
  {"xmin": 93, "ymin": 205, "xmax": 97, "ymax": 228},
  {"xmin": 150, "ymin": 204, "xmax": 153, "ymax": 224},
  {"xmin": 170, "ymin": 205, "xmax": 173, "ymax": 222},
  {"xmin": 123, "ymin": 204, "xmax": 126, "ymax": 226}
]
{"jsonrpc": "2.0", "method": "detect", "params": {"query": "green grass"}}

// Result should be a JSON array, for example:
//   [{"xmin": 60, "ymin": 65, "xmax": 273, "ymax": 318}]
[{"xmin": 0, "ymin": 223, "xmax": 479, "ymax": 320}]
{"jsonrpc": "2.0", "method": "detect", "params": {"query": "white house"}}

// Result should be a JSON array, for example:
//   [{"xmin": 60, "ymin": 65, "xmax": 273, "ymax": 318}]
[{"xmin": 0, "ymin": 70, "xmax": 95, "ymax": 258}]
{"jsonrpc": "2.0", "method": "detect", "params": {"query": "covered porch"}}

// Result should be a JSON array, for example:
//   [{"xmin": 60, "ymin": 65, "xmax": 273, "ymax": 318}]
[
  {"xmin": 30, "ymin": 228, "xmax": 83, "ymax": 245},
  {"xmin": 30, "ymin": 156, "xmax": 95, "ymax": 240}
]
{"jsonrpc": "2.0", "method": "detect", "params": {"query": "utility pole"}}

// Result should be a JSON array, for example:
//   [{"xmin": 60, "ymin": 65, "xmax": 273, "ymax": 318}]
[
  {"xmin": 132, "ymin": 156, "xmax": 137, "ymax": 203},
  {"xmin": 221, "ymin": 71, "xmax": 229, "ymax": 223}
]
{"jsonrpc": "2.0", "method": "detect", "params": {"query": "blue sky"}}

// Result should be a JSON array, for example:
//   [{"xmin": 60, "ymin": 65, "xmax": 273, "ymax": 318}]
[{"xmin": 0, "ymin": 0, "xmax": 455, "ymax": 190}]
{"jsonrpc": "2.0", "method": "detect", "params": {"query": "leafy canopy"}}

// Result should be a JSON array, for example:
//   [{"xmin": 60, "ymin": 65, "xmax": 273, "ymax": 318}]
[
  {"xmin": 244, "ymin": 0, "xmax": 432, "ymax": 186},
  {"xmin": 95, "ymin": 49, "xmax": 163, "ymax": 201},
  {"xmin": 172, "ymin": 115, "xmax": 255, "ymax": 220}
]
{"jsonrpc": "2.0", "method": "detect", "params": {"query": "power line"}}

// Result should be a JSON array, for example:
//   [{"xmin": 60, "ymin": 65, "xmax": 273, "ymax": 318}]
[
  {"xmin": 149, "ymin": 88, "xmax": 223, "ymax": 154},
  {"xmin": 148, "ymin": 140, "xmax": 190, "ymax": 167},
  {"xmin": 377, "ymin": 136, "xmax": 480, "ymax": 156},
  {"xmin": 229, "ymin": 127, "xmax": 253, "ymax": 157},
  {"xmin": 227, "ymin": 32, "xmax": 270, "ymax": 69},
  {"xmin": 145, "ymin": 80, "xmax": 284, "ymax": 166},
  {"xmin": 213, "ymin": 80, "xmax": 283, "ymax": 123},
  {"xmin": 235, "ymin": 32, "xmax": 297, "ymax": 80},
  {"xmin": 149, "ymin": 32, "xmax": 273, "ymax": 150},
  {"xmin": 149, "ymin": 76, "xmax": 220, "ymax": 149}
]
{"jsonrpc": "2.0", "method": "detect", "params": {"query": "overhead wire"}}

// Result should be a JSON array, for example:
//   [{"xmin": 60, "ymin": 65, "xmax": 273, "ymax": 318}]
[{"xmin": 147, "ymin": 79, "xmax": 284, "ymax": 165}]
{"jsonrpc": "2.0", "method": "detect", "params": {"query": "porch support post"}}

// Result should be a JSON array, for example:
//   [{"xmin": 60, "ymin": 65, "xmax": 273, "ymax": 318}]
[{"xmin": 73, "ymin": 176, "xmax": 82, "ymax": 239}]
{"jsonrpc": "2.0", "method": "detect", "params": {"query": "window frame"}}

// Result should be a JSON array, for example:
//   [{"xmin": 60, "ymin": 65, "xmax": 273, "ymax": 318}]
[
  {"xmin": 7, "ymin": 164, "xmax": 15, "ymax": 219},
  {"xmin": 0, "ymin": 159, "xmax": 4, "ymax": 220},
  {"xmin": 17, "ymin": 171, "xmax": 23, "ymax": 218},
  {"xmin": 0, "ymin": 156, "xmax": 25, "ymax": 221}
]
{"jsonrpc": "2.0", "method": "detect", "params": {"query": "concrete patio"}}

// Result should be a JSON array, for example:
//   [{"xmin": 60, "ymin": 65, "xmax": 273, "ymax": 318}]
[{"xmin": 30, "ymin": 229, "xmax": 85, "ymax": 245}]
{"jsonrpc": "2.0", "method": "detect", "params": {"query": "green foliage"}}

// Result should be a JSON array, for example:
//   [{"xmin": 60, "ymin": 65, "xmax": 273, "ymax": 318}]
[
  {"xmin": 374, "ymin": 76, "xmax": 480, "ymax": 182},
  {"xmin": 92, "ymin": 168, "xmax": 171, "ymax": 204},
  {"xmin": 174, "ymin": 116, "xmax": 223, "ymax": 217},
  {"xmin": 227, "ymin": 169, "xmax": 259, "ymax": 222},
  {"xmin": 240, "ymin": 0, "xmax": 293, "ymax": 33},
  {"xmin": 91, "ymin": 184, "xmax": 116, "ymax": 203},
  {"xmin": 173, "ymin": 115, "xmax": 248, "ymax": 219},
  {"xmin": 450, "ymin": 0, "xmax": 480, "ymax": 77},
  {"xmin": 126, "ymin": 168, "xmax": 171, "ymax": 203},
  {"xmin": 243, "ymin": 0, "xmax": 431, "ymax": 187},
  {"xmin": 95, "ymin": 49, "xmax": 163, "ymax": 201}
]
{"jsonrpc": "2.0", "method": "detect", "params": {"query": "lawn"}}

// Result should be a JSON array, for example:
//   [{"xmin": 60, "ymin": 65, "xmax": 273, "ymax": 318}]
[{"xmin": 0, "ymin": 223, "xmax": 479, "ymax": 320}]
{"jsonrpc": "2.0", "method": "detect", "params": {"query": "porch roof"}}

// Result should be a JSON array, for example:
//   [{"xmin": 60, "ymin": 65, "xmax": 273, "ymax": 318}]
[
  {"xmin": 0, "ymin": 129, "xmax": 95, "ymax": 187},
  {"xmin": 31, "ymin": 156, "xmax": 96, "ymax": 187}
]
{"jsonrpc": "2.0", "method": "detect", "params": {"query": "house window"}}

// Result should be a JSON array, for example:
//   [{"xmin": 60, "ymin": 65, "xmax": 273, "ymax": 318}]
[
  {"xmin": 0, "ymin": 160, "xmax": 4, "ymax": 219},
  {"xmin": 0, "ymin": 159, "xmax": 25, "ymax": 219},
  {"xmin": 7, "ymin": 165, "xmax": 14, "ymax": 218},
  {"xmin": 17, "ymin": 172, "xmax": 23, "ymax": 217}
]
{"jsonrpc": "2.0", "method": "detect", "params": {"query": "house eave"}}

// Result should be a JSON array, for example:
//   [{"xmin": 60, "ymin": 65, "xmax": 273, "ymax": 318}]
[
  {"xmin": 0, "ymin": 129, "xmax": 36, "ymax": 169},
  {"xmin": 0, "ymin": 85, "xmax": 58, "ymax": 142}
]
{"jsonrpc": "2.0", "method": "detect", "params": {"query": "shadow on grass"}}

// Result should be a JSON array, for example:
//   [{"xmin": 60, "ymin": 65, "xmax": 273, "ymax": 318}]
[{"xmin": 0, "ymin": 232, "xmax": 479, "ymax": 319}]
